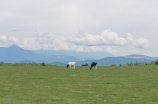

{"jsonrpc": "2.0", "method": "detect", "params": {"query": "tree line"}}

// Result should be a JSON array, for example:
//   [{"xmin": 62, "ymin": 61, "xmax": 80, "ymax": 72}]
[
  {"xmin": 118, "ymin": 59, "xmax": 158, "ymax": 66},
  {"xmin": 0, "ymin": 59, "xmax": 158, "ymax": 66},
  {"xmin": 0, "ymin": 62, "xmax": 53, "ymax": 66}
]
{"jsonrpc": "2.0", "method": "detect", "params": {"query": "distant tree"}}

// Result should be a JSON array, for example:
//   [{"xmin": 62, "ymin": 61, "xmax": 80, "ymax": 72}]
[
  {"xmin": 15, "ymin": 63, "xmax": 19, "ymax": 66},
  {"xmin": 0, "ymin": 62, "xmax": 4, "ymax": 66},
  {"xmin": 126, "ymin": 63, "xmax": 130, "ymax": 66},
  {"xmin": 42, "ymin": 62, "xmax": 46, "ymax": 66},
  {"xmin": 155, "ymin": 62, "xmax": 158, "ymax": 65},
  {"xmin": 130, "ymin": 62, "xmax": 134, "ymax": 66},
  {"xmin": 0, "ymin": 62, "xmax": 54, "ymax": 66},
  {"xmin": 126, "ymin": 62, "xmax": 132, "ymax": 66},
  {"xmin": 81, "ymin": 63, "xmax": 89, "ymax": 66},
  {"xmin": 138, "ymin": 62, "xmax": 142, "ymax": 66},
  {"xmin": 110, "ymin": 64, "xmax": 117, "ymax": 66},
  {"xmin": 134, "ymin": 61, "xmax": 139, "ymax": 66}
]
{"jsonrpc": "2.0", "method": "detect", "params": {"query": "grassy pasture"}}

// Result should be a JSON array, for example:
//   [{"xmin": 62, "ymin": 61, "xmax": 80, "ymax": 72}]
[{"xmin": 0, "ymin": 66, "xmax": 158, "ymax": 104}]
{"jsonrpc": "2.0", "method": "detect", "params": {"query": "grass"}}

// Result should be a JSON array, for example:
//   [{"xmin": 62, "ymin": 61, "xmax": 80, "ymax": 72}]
[{"xmin": 0, "ymin": 65, "xmax": 158, "ymax": 104}]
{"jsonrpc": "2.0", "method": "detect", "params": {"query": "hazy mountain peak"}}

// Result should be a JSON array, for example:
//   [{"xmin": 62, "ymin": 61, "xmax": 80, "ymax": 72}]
[
  {"xmin": 0, "ymin": 45, "xmax": 157, "ymax": 65},
  {"xmin": 124, "ymin": 54, "xmax": 158, "ymax": 60},
  {"xmin": 125, "ymin": 54, "xmax": 146, "ymax": 58},
  {"xmin": 8, "ymin": 45, "xmax": 23, "ymax": 50},
  {"xmin": 9, "ymin": 45, "xmax": 19, "ymax": 47}
]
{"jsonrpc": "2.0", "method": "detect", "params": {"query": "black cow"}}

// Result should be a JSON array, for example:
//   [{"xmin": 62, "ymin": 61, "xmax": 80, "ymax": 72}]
[{"xmin": 90, "ymin": 62, "xmax": 97, "ymax": 70}]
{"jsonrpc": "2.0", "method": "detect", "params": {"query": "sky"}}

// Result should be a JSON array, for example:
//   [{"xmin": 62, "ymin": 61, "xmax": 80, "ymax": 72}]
[{"xmin": 0, "ymin": 0, "xmax": 158, "ymax": 57}]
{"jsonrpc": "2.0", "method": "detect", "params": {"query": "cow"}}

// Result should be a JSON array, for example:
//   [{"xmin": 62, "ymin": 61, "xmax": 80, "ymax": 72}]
[
  {"xmin": 90, "ymin": 62, "xmax": 97, "ymax": 70},
  {"xmin": 66, "ymin": 62, "xmax": 75, "ymax": 69}
]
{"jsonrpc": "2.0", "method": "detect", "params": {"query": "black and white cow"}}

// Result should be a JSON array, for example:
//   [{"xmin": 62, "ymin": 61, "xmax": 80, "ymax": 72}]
[
  {"xmin": 66, "ymin": 62, "xmax": 75, "ymax": 69},
  {"xmin": 90, "ymin": 62, "xmax": 97, "ymax": 70}
]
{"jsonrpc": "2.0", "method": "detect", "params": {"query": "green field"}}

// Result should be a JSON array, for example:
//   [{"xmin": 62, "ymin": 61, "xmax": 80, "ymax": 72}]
[{"xmin": 0, "ymin": 66, "xmax": 158, "ymax": 104}]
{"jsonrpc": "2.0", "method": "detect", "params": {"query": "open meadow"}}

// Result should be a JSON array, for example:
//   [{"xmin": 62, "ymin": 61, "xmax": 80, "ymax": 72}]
[{"xmin": 0, "ymin": 65, "xmax": 158, "ymax": 104}]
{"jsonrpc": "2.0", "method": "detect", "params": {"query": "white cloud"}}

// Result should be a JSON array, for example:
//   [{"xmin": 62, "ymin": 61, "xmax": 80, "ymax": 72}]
[
  {"xmin": 0, "ymin": 29, "xmax": 150, "ymax": 52},
  {"xmin": 101, "ymin": 30, "xmax": 127, "ymax": 46},
  {"xmin": 19, "ymin": 38, "xmax": 39, "ymax": 50},
  {"xmin": 66, "ymin": 29, "xmax": 150, "ymax": 50},
  {"xmin": 8, "ymin": 37, "xmax": 19, "ymax": 44},
  {"xmin": 0, "ymin": 35, "xmax": 7, "ymax": 41},
  {"xmin": 126, "ymin": 33, "xmax": 133, "ymax": 43},
  {"xmin": 52, "ymin": 38, "xmax": 70, "ymax": 51},
  {"xmin": 0, "ymin": 0, "xmax": 157, "ymax": 56},
  {"xmin": 126, "ymin": 33, "xmax": 150, "ymax": 49},
  {"xmin": 0, "ymin": 35, "xmax": 8, "ymax": 47},
  {"xmin": 0, "ymin": 35, "xmax": 20, "ymax": 47},
  {"xmin": 67, "ymin": 29, "xmax": 128, "ymax": 46},
  {"xmin": 133, "ymin": 38, "xmax": 150, "ymax": 49},
  {"xmin": 67, "ymin": 32, "xmax": 106, "ymax": 46}
]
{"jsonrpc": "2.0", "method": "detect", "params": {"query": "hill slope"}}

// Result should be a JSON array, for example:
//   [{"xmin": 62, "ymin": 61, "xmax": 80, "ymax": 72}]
[
  {"xmin": 76, "ymin": 56, "xmax": 154, "ymax": 66},
  {"xmin": 0, "ymin": 45, "xmax": 157, "ymax": 66},
  {"xmin": 0, "ymin": 45, "xmax": 91, "ymax": 63}
]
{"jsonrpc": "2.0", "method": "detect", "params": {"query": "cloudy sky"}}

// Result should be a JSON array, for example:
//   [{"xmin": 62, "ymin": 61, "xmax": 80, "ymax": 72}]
[{"xmin": 0, "ymin": 0, "xmax": 158, "ymax": 57}]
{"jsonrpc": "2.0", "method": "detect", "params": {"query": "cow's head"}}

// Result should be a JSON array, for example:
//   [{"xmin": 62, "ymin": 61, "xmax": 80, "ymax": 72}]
[{"xmin": 66, "ymin": 64, "xmax": 69, "ymax": 69}]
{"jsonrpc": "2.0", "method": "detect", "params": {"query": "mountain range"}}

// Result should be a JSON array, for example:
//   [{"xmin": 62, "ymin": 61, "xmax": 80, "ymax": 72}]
[
  {"xmin": 0, "ymin": 45, "xmax": 157, "ymax": 66},
  {"xmin": 32, "ymin": 49, "xmax": 115, "ymax": 59}
]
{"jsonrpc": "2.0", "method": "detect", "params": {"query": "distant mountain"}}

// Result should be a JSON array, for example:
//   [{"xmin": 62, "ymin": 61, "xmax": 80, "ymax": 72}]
[
  {"xmin": 19, "ymin": 60, "xmax": 36, "ymax": 63},
  {"xmin": 49, "ymin": 62, "xmax": 66, "ymax": 66},
  {"xmin": 0, "ymin": 45, "xmax": 92, "ymax": 63},
  {"xmin": 76, "ymin": 55, "xmax": 156, "ymax": 66},
  {"xmin": 32, "ymin": 49, "xmax": 115, "ymax": 59},
  {"xmin": 0, "ymin": 45, "xmax": 43, "ymax": 63},
  {"xmin": 0, "ymin": 45, "xmax": 157, "ymax": 66},
  {"xmin": 124, "ymin": 54, "xmax": 158, "ymax": 60},
  {"xmin": 97, "ymin": 56, "xmax": 153, "ymax": 66}
]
